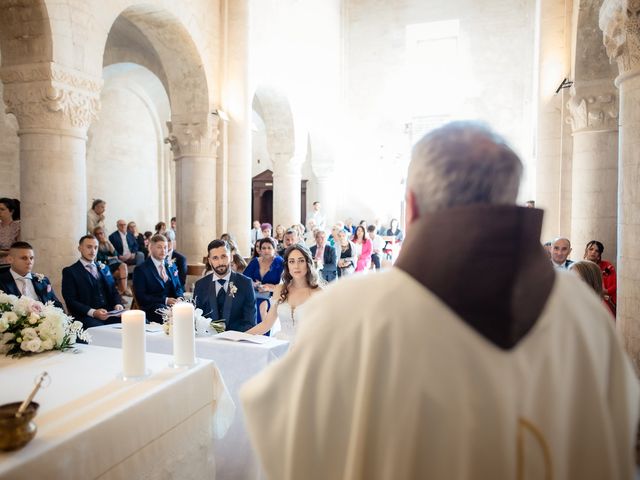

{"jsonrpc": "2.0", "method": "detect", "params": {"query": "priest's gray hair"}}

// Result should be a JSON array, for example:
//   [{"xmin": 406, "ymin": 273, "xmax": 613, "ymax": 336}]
[{"xmin": 407, "ymin": 121, "xmax": 522, "ymax": 214}]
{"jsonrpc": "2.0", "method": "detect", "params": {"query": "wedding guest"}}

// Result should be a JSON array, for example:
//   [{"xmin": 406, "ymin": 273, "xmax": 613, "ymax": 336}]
[
  {"xmin": 155, "ymin": 221, "xmax": 167, "ymax": 236},
  {"xmin": 0, "ymin": 198, "xmax": 20, "ymax": 264},
  {"xmin": 247, "ymin": 245, "xmax": 322, "ymax": 341},
  {"xmin": 226, "ymin": 238, "xmax": 248, "ymax": 274},
  {"xmin": 86, "ymin": 198, "xmax": 106, "ymax": 234},
  {"xmin": 353, "ymin": 225, "xmax": 372, "ymax": 272},
  {"xmin": 307, "ymin": 201, "xmax": 326, "ymax": 232},
  {"xmin": 570, "ymin": 260, "xmax": 615, "ymax": 317},
  {"xmin": 551, "ymin": 237, "xmax": 573, "ymax": 270},
  {"xmin": 109, "ymin": 219, "xmax": 144, "ymax": 266},
  {"xmin": 143, "ymin": 231, "xmax": 153, "ymax": 257},
  {"xmin": 368, "ymin": 225, "xmax": 385, "ymax": 270},
  {"xmin": 93, "ymin": 226, "xmax": 130, "ymax": 296},
  {"xmin": 244, "ymin": 237, "xmax": 284, "ymax": 327},
  {"xmin": 584, "ymin": 240, "xmax": 616, "ymax": 315},
  {"xmin": 278, "ymin": 228, "xmax": 302, "ymax": 257},
  {"xmin": 344, "ymin": 218, "xmax": 356, "ymax": 234},
  {"xmin": 337, "ymin": 230, "xmax": 355, "ymax": 278},
  {"xmin": 127, "ymin": 221, "xmax": 146, "ymax": 256},
  {"xmin": 0, "ymin": 241, "xmax": 63, "ymax": 308},
  {"xmin": 250, "ymin": 220, "xmax": 263, "ymax": 246},
  {"xmin": 133, "ymin": 234, "xmax": 183, "ymax": 323},
  {"xmin": 62, "ymin": 235, "xmax": 124, "ymax": 329},
  {"xmin": 167, "ymin": 237, "xmax": 187, "ymax": 289},
  {"xmin": 274, "ymin": 224, "xmax": 286, "ymax": 250},
  {"xmin": 386, "ymin": 218, "xmax": 404, "ymax": 243},
  {"xmin": 166, "ymin": 216, "xmax": 177, "ymax": 241},
  {"xmin": 261, "ymin": 223, "xmax": 273, "ymax": 239},
  {"xmin": 310, "ymin": 229, "xmax": 337, "ymax": 283}
]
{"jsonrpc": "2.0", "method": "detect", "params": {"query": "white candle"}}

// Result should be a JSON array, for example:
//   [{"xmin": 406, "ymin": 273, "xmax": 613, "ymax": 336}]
[
  {"xmin": 121, "ymin": 310, "xmax": 146, "ymax": 377},
  {"xmin": 172, "ymin": 302, "xmax": 196, "ymax": 366}
]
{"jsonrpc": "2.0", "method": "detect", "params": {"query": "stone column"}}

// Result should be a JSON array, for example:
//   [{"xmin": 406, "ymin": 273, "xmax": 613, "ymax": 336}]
[
  {"xmin": 273, "ymin": 154, "xmax": 302, "ymax": 229},
  {"xmin": 535, "ymin": 0, "xmax": 573, "ymax": 241},
  {"xmin": 222, "ymin": 0, "xmax": 252, "ymax": 255},
  {"xmin": 600, "ymin": 0, "xmax": 640, "ymax": 372},
  {"xmin": 566, "ymin": 84, "xmax": 618, "ymax": 263},
  {"xmin": 311, "ymin": 163, "xmax": 336, "ymax": 231},
  {"xmin": 0, "ymin": 62, "xmax": 101, "ymax": 289},
  {"xmin": 165, "ymin": 113, "xmax": 219, "ymax": 264}
]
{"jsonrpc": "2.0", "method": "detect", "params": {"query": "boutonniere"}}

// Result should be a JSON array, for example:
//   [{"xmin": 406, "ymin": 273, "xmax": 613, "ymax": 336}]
[
  {"xmin": 228, "ymin": 282, "xmax": 238, "ymax": 298},
  {"xmin": 96, "ymin": 261, "xmax": 106, "ymax": 270},
  {"xmin": 33, "ymin": 273, "xmax": 45, "ymax": 282},
  {"xmin": 168, "ymin": 258, "xmax": 176, "ymax": 267}
]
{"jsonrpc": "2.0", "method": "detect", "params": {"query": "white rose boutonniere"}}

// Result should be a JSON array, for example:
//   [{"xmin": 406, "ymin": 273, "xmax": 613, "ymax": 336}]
[
  {"xmin": 228, "ymin": 282, "xmax": 238, "ymax": 298},
  {"xmin": 33, "ymin": 273, "xmax": 45, "ymax": 282},
  {"xmin": 167, "ymin": 258, "xmax": 176, "ymax": 267},
  {"xmin": 96, "ymin": 261, "xmax": 106, "ymax": 270}
]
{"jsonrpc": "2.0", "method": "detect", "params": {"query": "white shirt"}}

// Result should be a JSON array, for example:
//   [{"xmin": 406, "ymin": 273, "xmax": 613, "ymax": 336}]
[
  {"xmin": 370, "ymin": 235, "xmax": 385, "ymax": 254},
  {"xmin": 119, "ymin": 230, "xmax": 131, "ymax": 256},
  {"xmin": 241, "ymin": 269, "xmax": 639, "ymax": 480},
  {"xmin": 211, "ymin": 270, "xmax": 232, "ymax": 295},
  {"xmin": 9, "ymin": 269, "xmax": 38, "ymax": 301},
  {"xmin": 251, "ymin": 228, "xmax": 263, "ymax": 244},
  {"xmin": 308, "ymin": 210, "xmax": 326, "ymax": 232}
]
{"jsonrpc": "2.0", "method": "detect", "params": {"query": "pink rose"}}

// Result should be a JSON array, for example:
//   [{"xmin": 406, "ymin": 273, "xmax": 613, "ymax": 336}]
[
  {"xmin": 47, "ymin": 285, "xmax": 52, "ymax": 292},
  {"xmin": 30, "ymin": 303, "xmax": 43, "ymax": 313}
]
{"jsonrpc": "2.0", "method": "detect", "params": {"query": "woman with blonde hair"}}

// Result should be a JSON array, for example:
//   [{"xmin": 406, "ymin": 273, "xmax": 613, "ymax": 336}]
[{"xmin": 569, "ymin": 260, "xmax": 613, "ymax": 316}]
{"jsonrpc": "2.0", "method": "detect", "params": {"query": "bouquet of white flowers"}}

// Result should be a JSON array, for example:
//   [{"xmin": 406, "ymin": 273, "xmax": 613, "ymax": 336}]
[{"xmin": 0, "ymin": 291, "xmax": 90, "ymax": 358}]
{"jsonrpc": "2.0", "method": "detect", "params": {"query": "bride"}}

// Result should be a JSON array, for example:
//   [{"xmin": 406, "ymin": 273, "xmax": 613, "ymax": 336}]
[{"xmin": 246, "ymin": 244, "xmax": 321, "ymax": 340}]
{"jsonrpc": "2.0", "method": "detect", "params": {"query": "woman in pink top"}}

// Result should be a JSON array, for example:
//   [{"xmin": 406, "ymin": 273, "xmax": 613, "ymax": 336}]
[{"xmin": 352, "ymin": 225, "xmax": 372, "ymax": 272}]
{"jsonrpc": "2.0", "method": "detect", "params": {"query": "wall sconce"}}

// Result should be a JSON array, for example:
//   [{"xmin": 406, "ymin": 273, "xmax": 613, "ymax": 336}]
[{"xmin": 555, "ymin": 78, "xmax": 574, "ymax": 94}]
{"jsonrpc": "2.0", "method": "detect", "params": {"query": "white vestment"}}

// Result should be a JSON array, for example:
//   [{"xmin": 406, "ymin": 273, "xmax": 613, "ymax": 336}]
[{"xmin": 241, "ymin": 268, "xmax": 639, "ymax": 480}]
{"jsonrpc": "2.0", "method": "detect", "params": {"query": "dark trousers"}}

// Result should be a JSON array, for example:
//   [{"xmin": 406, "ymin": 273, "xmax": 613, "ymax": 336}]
[{"xmin": 371, "ymin": 253, "xmax": 381, "ymax": 270}]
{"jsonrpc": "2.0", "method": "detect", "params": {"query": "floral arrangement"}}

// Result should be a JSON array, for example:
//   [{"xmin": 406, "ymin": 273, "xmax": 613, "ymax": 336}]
[
  {"xmin": 0, "ymin": 292, "xmax": 90, "ymax": 358},
  {"xmin": 157, "ymin": 297, "xmax": 225, "ymax": 336},
  {"xmin": 228, "ymin": 282, "xmax": 238, "ymax": 298}
]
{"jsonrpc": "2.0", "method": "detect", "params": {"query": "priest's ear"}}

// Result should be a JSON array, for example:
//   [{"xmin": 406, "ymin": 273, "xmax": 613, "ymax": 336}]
[{"xmin": 405, "ymin": 189, "xmax": 419, "ymax": 229}]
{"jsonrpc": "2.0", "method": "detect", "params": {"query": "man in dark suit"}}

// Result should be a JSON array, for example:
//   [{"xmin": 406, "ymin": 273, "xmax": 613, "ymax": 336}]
[
  {"xmin": 62, "ymin": 235, "xmax": 125, "ymax": 329},
  {"xmin": 309, "ymin": 230, "xmax": 337, "ymax": 283},
  {"xmin": 0, "ymin": 241, "xmax": 64, "ymax": 308},
  {"xmin": 133, "ymin": 234, "xmax": 184, "ymax": 323},
  {"xmin": 109, "ymin": 219, "xmax": 144, "ymax": 266},
  {"xmin": 194, "ymin": 239, "xmax": 256, "ymax": 332}
]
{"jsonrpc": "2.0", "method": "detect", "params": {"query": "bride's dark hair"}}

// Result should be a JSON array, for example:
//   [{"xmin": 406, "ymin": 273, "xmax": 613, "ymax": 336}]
[{"xmin": 279, "ymin": 244, "xmax": 319, "ymax": 304}]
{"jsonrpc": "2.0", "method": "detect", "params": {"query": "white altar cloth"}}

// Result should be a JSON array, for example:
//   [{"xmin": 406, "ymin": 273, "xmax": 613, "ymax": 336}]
[
  {"xmin": 87, "ymin": 325, "xmax": 290, "ymax": 479},
  {"xmin": 0, "ymin": 345, "xmax": 234, "ymax": 480}
]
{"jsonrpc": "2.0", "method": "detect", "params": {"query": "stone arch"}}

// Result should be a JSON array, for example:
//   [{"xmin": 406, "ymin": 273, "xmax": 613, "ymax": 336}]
[
  {"xmin": 253, "ymin": 85, "xmax": 296, "ymax": 161},
  {"xmin": 100, "ymin": 4, "xmax": 210, "ymax": 116},
  {"xmin": 0, "ymin": 0, "xmax": 53, "ymax": 67}
]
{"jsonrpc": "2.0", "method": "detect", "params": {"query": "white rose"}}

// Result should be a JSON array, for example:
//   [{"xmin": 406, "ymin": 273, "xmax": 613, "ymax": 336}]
[
  {"xmin": 40, "ymin": 338, "xmax": 54, "ymax": 351},
  {"xmin": 21, "ymin": 327, "xmax": 37, "ymax": 341},
  {"xmin": 2, "ymin": 312, "xmax": 18, "ymax": 324},
  {"xmin": 0, "ymin": 317, "xmax": 8, "ymax": 333},
  {"xmin": 20, "ymin": 338, "xmax": 41, "ymax": 352}
]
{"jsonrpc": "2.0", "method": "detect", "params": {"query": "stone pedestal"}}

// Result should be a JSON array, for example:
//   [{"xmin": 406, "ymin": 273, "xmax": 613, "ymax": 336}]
[
  {"xmin": 567, "ymin": 86, "xmax": 618, "ymax": 263},
  {"xmin": 273, "ymin": 154, "xmax": 302, "ymax": 229},
  {"xmin": 166, "ymin": 114, "xmax": 219, "ymax": 263},
  {"xmin": 222, "ymin": 0, "xmax": 252, "ymax": 255},
  {"xmin": 600, "ymin": 0, "xmax": 640, "ymax": 373},
  {"xmin": 0, "ymin": 62, "xmax": 101, "ymax": 290}
]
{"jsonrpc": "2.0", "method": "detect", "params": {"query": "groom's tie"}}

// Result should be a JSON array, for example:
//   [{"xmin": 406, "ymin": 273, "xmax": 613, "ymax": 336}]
[{"xmin": 216, "ymin": 279, "xmax": 226, "ymax": 318}]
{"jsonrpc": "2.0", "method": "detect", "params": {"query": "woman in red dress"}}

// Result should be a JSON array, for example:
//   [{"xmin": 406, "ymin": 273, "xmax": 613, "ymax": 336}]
[{"xmin": 584, "ymin": 240, "xmax": 616, "ymax": 316}]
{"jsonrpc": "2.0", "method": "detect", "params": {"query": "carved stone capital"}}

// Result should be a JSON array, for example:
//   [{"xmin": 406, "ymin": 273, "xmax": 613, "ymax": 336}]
[
  {"xmin": 165, "ymin": 113, "xmax": 220, "ymax": 158},
  {"xmin": 600, "ymin": 0, "xmax": 640, "ymax": 76},
  {"xmin": 566, "ymin": 86, "xmax": 619, "ymax": 132},
  {"xmin": 311, "ymin": 162, "xmax": 335, "ymax": 180},
  {"xmin": 0, "ymin": 62, "xmax": 102, "ymax": 131}
]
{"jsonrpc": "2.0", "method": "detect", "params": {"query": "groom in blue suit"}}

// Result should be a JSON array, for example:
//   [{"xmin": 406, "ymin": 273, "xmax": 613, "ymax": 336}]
[
  {"xmin": 133, "ymin": 234, "xmax": 184, "ymax": 323},
  {"xmin": 194, "ymin": 239, "xmax": 256, "ymax": 332}
]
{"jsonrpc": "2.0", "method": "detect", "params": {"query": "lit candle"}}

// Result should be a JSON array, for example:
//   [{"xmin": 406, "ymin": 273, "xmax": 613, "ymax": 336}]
[
  {"xmin": 121, "ymin": 310, "xmax": 146, "ymax": 377},
  {"xmin": 172, "ymin": 302, "xmax": 196, "ymax": 366}
]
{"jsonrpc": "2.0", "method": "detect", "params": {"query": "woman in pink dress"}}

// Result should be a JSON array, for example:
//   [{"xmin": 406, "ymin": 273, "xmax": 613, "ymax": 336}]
[{"xmin": 352, "ymin": 225, "xmax": 372, "ymax": 272}]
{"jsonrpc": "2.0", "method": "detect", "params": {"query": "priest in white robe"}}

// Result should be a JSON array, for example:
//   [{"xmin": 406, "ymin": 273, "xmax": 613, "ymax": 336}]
[{"xmin": 241, "ymin": 121, "xmax": 639, "ymax": 480}]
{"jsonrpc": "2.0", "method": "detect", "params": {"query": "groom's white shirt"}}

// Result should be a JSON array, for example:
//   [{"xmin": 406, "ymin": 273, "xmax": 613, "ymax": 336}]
[{"xmin": 241, "ymin": 268, "xmax": 639, "ymax": 480}]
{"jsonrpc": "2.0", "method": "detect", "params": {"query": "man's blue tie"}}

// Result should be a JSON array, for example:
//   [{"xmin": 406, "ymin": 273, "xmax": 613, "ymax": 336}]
[{"xmin": 217, "ymin": 279, "xmax": 226, "ymax": 318}]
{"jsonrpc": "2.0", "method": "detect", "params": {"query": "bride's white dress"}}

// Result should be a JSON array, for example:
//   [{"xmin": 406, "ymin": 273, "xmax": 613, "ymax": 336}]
[{"xmin": 272, "ymin": 301, "xmax": 305, "ymax": 341}]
